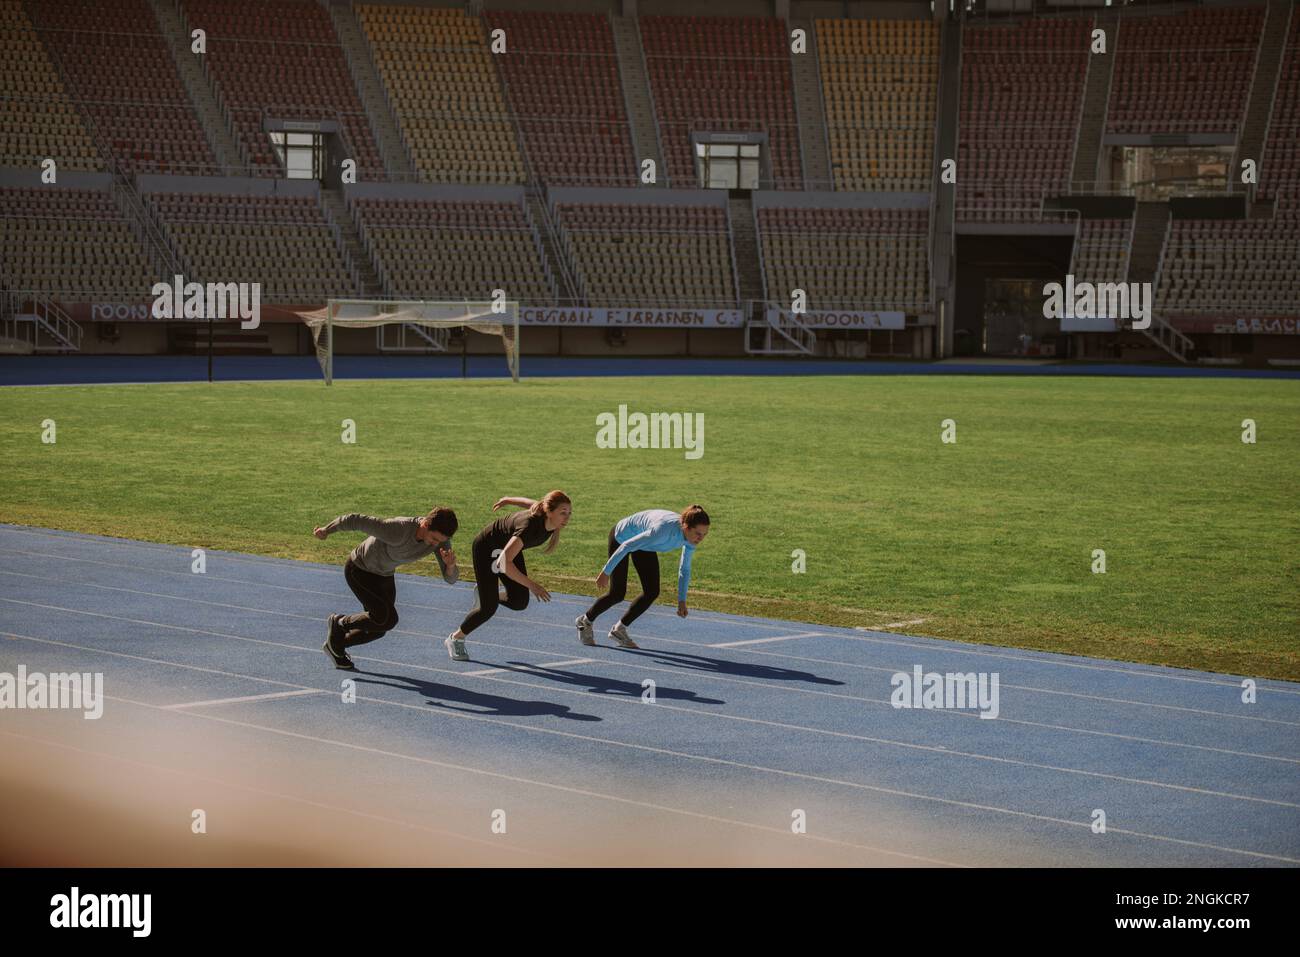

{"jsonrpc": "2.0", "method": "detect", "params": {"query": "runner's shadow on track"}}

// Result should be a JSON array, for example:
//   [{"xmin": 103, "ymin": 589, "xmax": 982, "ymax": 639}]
[
  {"xmin": 619, "ymin": 648, "xmax": 844, "ymax": 686},
  {"xmin": 352, "ymin": 670, "xmax": 602, "ymax": 721},
  {"xmin": 495, "ymin": 662, "xmax": 725, "ymax": 705}
]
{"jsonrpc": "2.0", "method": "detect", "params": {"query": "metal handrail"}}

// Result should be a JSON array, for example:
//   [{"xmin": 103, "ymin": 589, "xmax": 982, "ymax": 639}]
[{"xmin": 532, "ymin": 190, "xmax": 581, "ymax": 305}]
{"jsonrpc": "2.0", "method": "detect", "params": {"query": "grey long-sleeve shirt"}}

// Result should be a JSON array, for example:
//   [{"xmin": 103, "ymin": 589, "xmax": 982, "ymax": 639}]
[{"xmin": 322, "ymin": 513, "xmax": 458, "ymax": 581}]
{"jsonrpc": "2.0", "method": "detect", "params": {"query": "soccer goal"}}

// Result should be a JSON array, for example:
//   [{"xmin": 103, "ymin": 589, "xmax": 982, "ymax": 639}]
[{"xmin": 298, "ymin": 299, "xmax": 520, "ymax": 384}]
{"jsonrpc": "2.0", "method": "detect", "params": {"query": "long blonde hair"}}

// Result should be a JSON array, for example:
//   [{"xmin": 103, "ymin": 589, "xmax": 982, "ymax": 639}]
[{"xmin": 528, "ymin": 490, "xmax": 570, "ymax": 554}]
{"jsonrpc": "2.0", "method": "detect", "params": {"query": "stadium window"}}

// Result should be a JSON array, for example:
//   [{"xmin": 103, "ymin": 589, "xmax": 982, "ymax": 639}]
[
  {"xmin": 1109, "ymin": 145, "xmax": 1233, "ymax": 201},
  {"xmin": 695, "ymin": 142, "xmax": 761, "ymax": 190},
  {"xmin": 269, "ymin": 131, "xmax": 323, "ymax": 180}
]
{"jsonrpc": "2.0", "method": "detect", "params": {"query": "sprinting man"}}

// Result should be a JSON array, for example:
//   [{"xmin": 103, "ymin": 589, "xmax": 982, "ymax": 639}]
[
  {"xmin": 314, "ymin": 508, "xmax": 459, "ymax": 670},
  {"xmin": 445, "ymin": 490, "xmax": 571, "ymax": 661},
  {"xmin": 576, "ymin": 505, "xmax": 709, "ymax": 649}
]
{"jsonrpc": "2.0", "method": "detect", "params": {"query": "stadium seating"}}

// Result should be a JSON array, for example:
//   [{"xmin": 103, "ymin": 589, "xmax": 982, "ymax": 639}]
[
  {"xmin": 1070, "ymin": 218, "xmax": 1132, "ymax": 285},
  {"xmin": 3, "ymin": 0, "xmax": 1294, "ymax": 347},
  {"xmin": 639, "ymin": 16, "xmax": 801, "ymax": 189},
  {"xmin": 0, "ymin": 1, "xmax": 100, "ymax": 172},
  {"xmin": 357, "ymin": 5, "xmax": 524, "ymax": 184},
  {"xmin": 958, "ymin": 18, "xmax": 1092, "ymax": 220},
  {"xmin": 148, "ymin": 191, "xmax": 353, "ymax": 302},
  {"xmin": 1108, "ymin": 7, "xmax": 1264, "ymax": 135},
  {"xmin": 1157, "ymin": 217, "xmax": 1299, "ymax": 317},
  {"xmin": 1261, "ymin": 9, "xmax": 1300, "ymax": 202},
  {"xmin": 183, "ymin": 0, "xmax": 383, "ymax": 178},
  {"xmin": 553, "ymin": 203, "xmax": 737, "ymax": 307},
  {"xmin": 0, "ymin": 186, "xmax": 158, "ymax": 297},
  {"xmin": 816, "ymin": 19, "xmax": 938, "ymax": 192},
  {"xmin": 1156, "ymin": 11, "xmax": 1299, "ymax": 322},
  {"xmin": 25, "ymin": 0, "xmax": 215, "ymax": 174},
  {"xmin": 756, "ymin": 207, "xmax": 929, "ymax": 310},
  {"xmin": 482, "ymin": 10, "xmax": 636, "ymax": 187},
  {"xmin": 350, "ymin": 197, "xmax": 552, "ymax": 303}
]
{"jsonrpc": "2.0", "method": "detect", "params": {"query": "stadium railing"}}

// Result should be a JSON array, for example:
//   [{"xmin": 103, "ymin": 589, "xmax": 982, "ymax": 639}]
[{"xmin": 1066, "ymin": 177, "xmax": 1236, "ymax": 200}]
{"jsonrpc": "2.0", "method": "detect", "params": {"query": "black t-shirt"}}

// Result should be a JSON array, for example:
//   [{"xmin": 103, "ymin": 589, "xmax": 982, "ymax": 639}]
[{"xmin": 475, "ymin": 509, "xmax": 552, "ymax": 552}]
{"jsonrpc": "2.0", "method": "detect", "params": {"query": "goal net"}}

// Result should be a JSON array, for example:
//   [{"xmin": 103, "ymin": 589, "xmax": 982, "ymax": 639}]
[{"xmin": 298, "ymin": 299, "xmax": 520, "ymax": 384}]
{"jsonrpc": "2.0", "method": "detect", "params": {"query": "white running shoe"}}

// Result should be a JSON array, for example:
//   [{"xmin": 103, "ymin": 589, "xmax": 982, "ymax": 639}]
[
  {"xmin": 575, "ymin": 615, "xmax": 595, "ymax": 646},
  {"xmin": 608, "ymin": 622, "xmax": 639, "ymax": 649},
  {"xmin": 491, "ymin": 554, "xmax": 503, "ymax": 575},
  {"xmin": 445, "ymin": 633, "xmax": 469, "ymax": 661}
]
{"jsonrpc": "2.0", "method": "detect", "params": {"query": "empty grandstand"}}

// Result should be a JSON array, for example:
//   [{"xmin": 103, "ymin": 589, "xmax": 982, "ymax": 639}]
[{"xmin": 0, "ymin": 0, "xmax": 1296, "ymax": 368}]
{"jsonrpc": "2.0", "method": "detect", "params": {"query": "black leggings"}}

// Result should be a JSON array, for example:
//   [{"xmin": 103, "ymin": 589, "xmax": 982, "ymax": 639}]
[
  {"xmin": 340, "ymin": 560, "xmax": 398, "ymax": 648},
  {"xmin": 458, "ymin": 537, "xmax": 530, "ymax": 636},
  {"xmin": 585, "ymin": 527, "xmax": 660, "ymax": 626}
]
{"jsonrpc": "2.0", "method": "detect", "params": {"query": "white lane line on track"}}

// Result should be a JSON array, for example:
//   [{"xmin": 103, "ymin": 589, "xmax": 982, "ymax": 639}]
[
  {"xmin": 163, "ymin": 688, "xmax": 328, "ymax": 710},
  {"xmin": 466, "ymin": 658, "xmax": 596, "ymax": 677},
  {"xmin": 708, "ymin": 632, "xmax": 824, "ymax": 648},
  {"xmin": 856, "ymin": 619, "xmax": 930, "ymax": 632}
]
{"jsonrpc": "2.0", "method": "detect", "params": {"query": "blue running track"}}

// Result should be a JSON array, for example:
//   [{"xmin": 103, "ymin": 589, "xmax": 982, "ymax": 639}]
[{"xmin": 1, "ymin": 524, "xmax": 1296, "ymax": 866}]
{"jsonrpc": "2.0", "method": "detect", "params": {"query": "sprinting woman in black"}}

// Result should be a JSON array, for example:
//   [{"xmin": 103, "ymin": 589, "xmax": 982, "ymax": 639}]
[{"xmin": 444, "ymin": 490, "xmax": 571, "ymax": 661}]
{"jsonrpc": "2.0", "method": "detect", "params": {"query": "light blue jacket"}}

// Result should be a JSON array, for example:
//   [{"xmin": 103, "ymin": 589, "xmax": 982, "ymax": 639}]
[{"xmin": 602, "ymin": 509, "xmax": 696, "ymax": 602}]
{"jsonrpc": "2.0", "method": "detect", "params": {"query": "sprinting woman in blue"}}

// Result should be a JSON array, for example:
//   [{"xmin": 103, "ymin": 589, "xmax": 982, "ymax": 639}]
[{"xmin": 576, "ymin": 505, "xmax": 710, "ymax": 649}]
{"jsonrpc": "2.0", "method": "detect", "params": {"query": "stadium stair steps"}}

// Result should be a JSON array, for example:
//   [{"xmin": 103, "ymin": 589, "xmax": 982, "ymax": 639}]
[
  {"xmin": 320, "ymin": 187, "xmax": 384, "ymax": 298},
  {"xmin": 788, "ymin": 18, "xmax": 832, "ymax": 189},
  {"xmin": 110, "ymin": 177, "xmax": 185, "ymax": 285},
  {"xmin": 1128, "ymin": 202, "xmax": 1169, "ymax": 287},
  {"xmin": 1234, "ymin": 0, "xmax": 1295, "ymax": 196},
  {"xmin": 325, "ymin": 0, "xmax": 414, "ymax": 179},
  {"xmin": 1129, "ymin": 201, "xmax": 1193, "ymax": 363},
  {"xmin": 1070, "ymin": 8, "xmax": 1119, "ymax": 191},
  {"xmin": 745, "ymin": 306, "xmax": 816, "ymax": 356},
  {"xmin": 609, "ymin": 14, "xmax": 665, "ymax": 187},
  {"xmin": 147, "ymin": 0, "xmax": 244, "ymax": 172},
  {"xmin": 12, "ymin": 295, "xmax": 83, "ymax": 353},
  {"xmin": 727, "ymin": 194, "xmax": 766, "ymax": 305},
  {"xmin": 932, "ymin": 14, "xmax": 961, "ymax": 352},
  {"xmin": 526, "ymin": 193, "xmax": 576, "ymax": 304}
]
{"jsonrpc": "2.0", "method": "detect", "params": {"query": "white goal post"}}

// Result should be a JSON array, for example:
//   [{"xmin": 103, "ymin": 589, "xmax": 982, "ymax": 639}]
[{"xmin": 298, "ymin": 299, "xmax": 520, "ymax": 384}]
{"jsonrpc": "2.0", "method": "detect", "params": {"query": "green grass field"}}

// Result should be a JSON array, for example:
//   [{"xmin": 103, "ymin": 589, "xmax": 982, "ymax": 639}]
[{"xmin": 2, "ymin": 374, "xmax": 1297, "ymax": 679}]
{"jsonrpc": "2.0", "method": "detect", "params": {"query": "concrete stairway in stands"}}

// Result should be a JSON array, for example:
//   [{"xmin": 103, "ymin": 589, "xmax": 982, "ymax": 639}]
[
  {"xmin": 147, "ymin": 0, "xmax": 243, "ymax": 172},
  {"xmin": 320, "ymin": 187, "xmax": 383, "ymax": 299},
  {"xmin": 1234, "ymin": 0, "xmax": 1294, "ymax": 196},
  {"xmin": 326, "ymin": 0, "xmax": 414, "ymax": 180},
  {"xmin": 1128, "ymin": 201, "xmax": 1192, "ymax": 362},
  {"xmin": 788, "ymin": 18, "xmax": 831, "ymax": 189},
  {"xmin": 1071, "ymin": 7, "xmax": 1119, "ymax": 190},
  {"xmin": 610, "ymin": 14, "xmax": 665, "ymax": 187}
]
